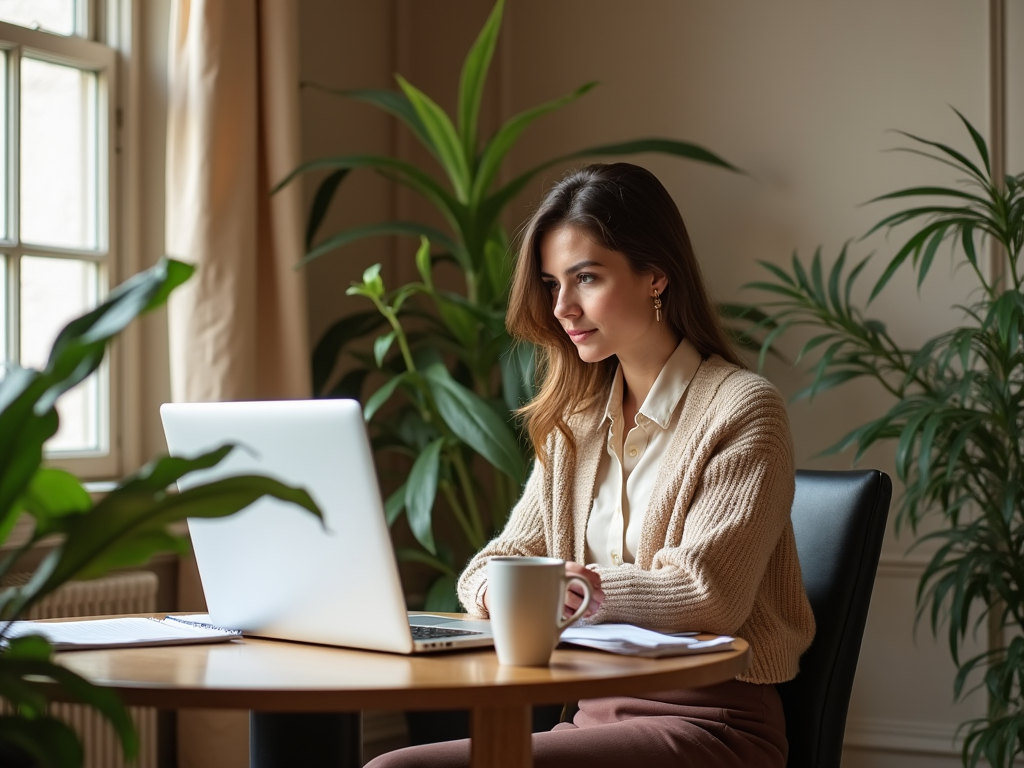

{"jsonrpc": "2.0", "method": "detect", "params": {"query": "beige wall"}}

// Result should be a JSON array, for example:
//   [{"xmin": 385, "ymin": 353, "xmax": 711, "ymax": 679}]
[{"xmin": 298, "ymin": 1, "xmax": 1020, "ymax": 764}]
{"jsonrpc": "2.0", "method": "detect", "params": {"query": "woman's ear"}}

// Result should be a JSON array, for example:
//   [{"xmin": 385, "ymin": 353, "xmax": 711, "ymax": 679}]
[{"xmin": 650, "ymin": 272, "xmax": 669, "ymax": 294}]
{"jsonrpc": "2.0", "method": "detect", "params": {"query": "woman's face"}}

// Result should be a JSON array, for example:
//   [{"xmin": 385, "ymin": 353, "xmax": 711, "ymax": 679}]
[{"xmin": 539, "ymin": 226, "xmax": 670, "ymax": 366}]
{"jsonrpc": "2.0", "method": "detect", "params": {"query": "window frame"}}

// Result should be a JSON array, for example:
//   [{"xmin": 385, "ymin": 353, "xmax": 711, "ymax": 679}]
[{"xmin": 0, "ymin": 11, "xmax": 121, "ymax": 479}]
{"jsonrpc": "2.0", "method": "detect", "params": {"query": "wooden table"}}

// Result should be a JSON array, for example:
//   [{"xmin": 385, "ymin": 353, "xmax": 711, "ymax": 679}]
[{"xmin": 55, "ymin": 632, "xmax": 749, "ymax": 768}]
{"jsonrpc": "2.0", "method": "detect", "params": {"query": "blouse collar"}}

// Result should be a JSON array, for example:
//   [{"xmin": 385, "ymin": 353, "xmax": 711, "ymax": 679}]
[{"xmin": 602, "ymin": 337, "xmax": 704, "ymax": 430}]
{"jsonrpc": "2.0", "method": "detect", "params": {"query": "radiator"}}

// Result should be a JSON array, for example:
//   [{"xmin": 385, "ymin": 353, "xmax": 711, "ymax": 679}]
[{"xmin": 1, "ymin": 570, "xmax": 159, "ymax": 768}]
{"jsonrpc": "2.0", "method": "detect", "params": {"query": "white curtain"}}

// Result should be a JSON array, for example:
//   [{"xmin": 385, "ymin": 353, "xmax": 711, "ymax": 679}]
[{"xmin": 166, "ymin": 1, "xmax": 309, "ymax": 765}]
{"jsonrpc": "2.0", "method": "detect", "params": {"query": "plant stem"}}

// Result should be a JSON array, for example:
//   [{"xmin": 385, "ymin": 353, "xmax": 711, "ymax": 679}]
[
  {"xmin": 380, "ymin": 304, "xmax": 418, "ymax": 375},
  {"xmin": 451, "ymin": 451, "xmax": 486, "ymax": 544},
  {"xmin": 441, "ymin": 481, "xmax": 483, "ymax": 551}
]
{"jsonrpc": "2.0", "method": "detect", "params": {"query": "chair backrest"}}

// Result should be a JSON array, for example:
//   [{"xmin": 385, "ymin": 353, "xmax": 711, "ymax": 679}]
[{"xmin": 777, "ymin": 469, "xmax": 892, "ymax": 768}]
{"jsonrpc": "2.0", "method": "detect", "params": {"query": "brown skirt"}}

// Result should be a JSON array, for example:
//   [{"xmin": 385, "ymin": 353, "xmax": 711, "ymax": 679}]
[{"xmin": 365, "ymin": 679, "xmax": 787, "ymax": 768}]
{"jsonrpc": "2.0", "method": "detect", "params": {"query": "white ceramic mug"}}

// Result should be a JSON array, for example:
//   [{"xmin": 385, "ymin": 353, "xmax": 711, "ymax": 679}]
[{"xmin": 486, "ymin": 556, "xmax": 593, "ymax": 666}]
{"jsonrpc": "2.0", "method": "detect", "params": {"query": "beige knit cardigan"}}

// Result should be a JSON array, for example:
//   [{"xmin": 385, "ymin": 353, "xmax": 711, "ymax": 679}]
[{"xmin": 457, "ymin": 355, "xmax": 816, "ymax": 684}]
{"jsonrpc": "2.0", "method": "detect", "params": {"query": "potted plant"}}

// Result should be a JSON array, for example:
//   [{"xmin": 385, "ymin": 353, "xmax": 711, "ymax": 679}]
[
  {"xmin": 738, "ymin": 111, "xmax": 1024, "ymax": 768},
  {"xmin": 278, "ymin": 0, "xmax": 742, "ymax": 612},
  {"xmin": 0, "ymin": 257, "xmax": 321, "ymax": 768}
]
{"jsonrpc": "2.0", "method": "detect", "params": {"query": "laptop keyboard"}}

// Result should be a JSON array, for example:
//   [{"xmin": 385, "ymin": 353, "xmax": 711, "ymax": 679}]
[{"xmin": 410, "ymin": 625, "xmax": 483, "ymax": 639}]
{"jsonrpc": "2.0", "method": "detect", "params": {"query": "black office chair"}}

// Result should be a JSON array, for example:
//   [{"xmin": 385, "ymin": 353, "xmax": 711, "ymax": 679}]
[{"xmin": 778, "ymin": 469, "xmax": 892, "ymax": 768}]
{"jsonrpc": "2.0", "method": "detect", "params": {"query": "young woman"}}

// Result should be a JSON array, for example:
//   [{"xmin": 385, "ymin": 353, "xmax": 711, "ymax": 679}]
[{"xmin": 367, "ymin": 162, "xmax": 815, "ymax": 768}]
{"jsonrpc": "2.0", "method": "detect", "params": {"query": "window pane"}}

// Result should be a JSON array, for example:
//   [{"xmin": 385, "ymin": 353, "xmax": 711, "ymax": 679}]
[
  {"xmin": 0, "ymin": 0, "xmax": 76, "ymax": 36},
  {"xmin": 20, "ymin": 255, "xmax": 99, "ymax": 451},
  {"xmin": 21, "ymin": 57, "xmax": 98, "ymax": 249}
]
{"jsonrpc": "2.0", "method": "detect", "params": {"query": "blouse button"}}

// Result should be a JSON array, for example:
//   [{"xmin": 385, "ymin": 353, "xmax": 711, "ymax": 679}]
[
  {"xmin": 612, "ymin": 552, "xmax": 622, "ymax": 565},
  {"xmin": 628, "ymin": 446, "xmax": 638, "ymax": 458}
]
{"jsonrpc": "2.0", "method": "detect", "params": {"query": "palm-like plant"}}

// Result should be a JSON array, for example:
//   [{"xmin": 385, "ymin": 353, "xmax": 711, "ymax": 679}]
[
  {"xmin": 739, "ymin": 110, "xmax": 1024, "ymax": 768},
  {"xmin": 0, "ymin": 258, "xmax": 321, "ymax": 768},
  {"xmin": 278, "ymin": 0, "xmax": 741, "ymax": 609}
]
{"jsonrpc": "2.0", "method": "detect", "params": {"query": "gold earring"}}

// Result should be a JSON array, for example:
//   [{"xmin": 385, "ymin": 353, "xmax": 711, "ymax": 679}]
[{"xmin": 653, "ymin": 290, "xmax": 662, "ymax": 322}]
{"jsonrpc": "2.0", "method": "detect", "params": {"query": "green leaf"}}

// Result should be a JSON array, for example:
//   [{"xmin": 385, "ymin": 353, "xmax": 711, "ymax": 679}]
[
  {"xmin": 889, "ymin": 128, "xmax": 988, "ymax": 182},
  {"xmin": 405, "ymin": 437, "xmax": 444, "ymax": 554},
  {"xmin": 866, "ymin": 185, "xmax": 985, "ymax": 206},
  {"xmin": 895, "ymin": 408, "xmax": 930, "ymax": 481},
  {"xmin": 384, "ymin": 482, "xmax": 406, "ymax": 526},
  {"xmin": 757, "ymin": 321, "xmax": 791, "ymax": 373},
  {"xmin": 0, "ymin": 639, "xmax": 138, "ymax": 763},
  {"xmin": 961, "ymin": 225, "xmax": 979, "ymax": 270},
  {"xmin": 484, "ymin": 235, "xmax": 514, "ymax": 303},
  {"xmin": 844, "ymin": 254, "xmax": 872, "ymax": 309},
  {"xmin": 916, "ymin": 226, "xmax": 946, "ymax": 290},
  {"xmin": 499, "ymin": 337, "xmax": 536, "ymax": 411},
  {"xmin": 826, "ymin": 244, "xmax": 847, "ymax": 316},
  {"xmin": 483, "ymin": 138, "xmax": 741, "ymax": 223},
  {"xmin": 423, "ymin": 364, "xmax": 526, "ymax": 483},
  {"xmin": 304, "ymin": 168, "xmax": 348, "ymax": 251},
  {"xmin": 758, "ymin": 258, "xmax": 798, "ymax": 287},
  {"xmin": 391, "ymin": 284, "xmax": 425, "ymax": 315},
  {"xmin": 396, "ymin": 546, "xmax": 455, "ymax": 575},
  {"xmin": 15, "ymin": 468, "xmax": 91, "ymax": 537},
  {"xmin": 364, "ymin": 372, "xmax": 415, "ymax": 422},
  {"xmin": 743, "ymin": 281, "xmax": 805, "ymax": 301},
  {"xmin": 275, "ymin": 153, "xmax": 462, "ymax": 234},
  {"xmin": 311, "ymin": 311, "xmax": 386, "ymax": 395},
  {"xmin": 396, "ymin": 75, "xmax": 470, "ymax": 202},
  {"xmin": 472, "ymin": 82, "xmax": 598, "ymax": 203},
  {"xmin": 0, "ymin": 715, "xmax": 84, "ymax": 768},
  {"xmin": 374, "ymin": 331, "xmax": 397, "ymax": 368},
  {"xmin": 436, "ymin": 294, "xmax": 479, "ymax": 350},
  {"xmin": 25, "ymin": 450, "xmax": 321, "ymax": 602},
  {"xmin": 423, "ymin": 573, "xmax": 461, "ymax": 612},
  {"xmin": 457, "ymin": 0, "xmax": 504, "ymax": 163},
  {"xmin": 298, "ymin": 85, "xmax": 433, "ymax": 149},
  {"xmin": 324, "ymin": 370, "xmax": 370, "ymax": 403},
  {"xmin": 791, "ymin": 369, "xmax": 861, "ymax": 401},
  {"xmin": 362, "ymin": 263, "xmax": 384, "ymax": 294},
  {"xmin": 794, "ymin": 333, "xmax": 839, "ymax": 366},
  {"xmin": 0, "ymin": 259, "xmax": 192, "ymax": 522},
  {"xmin": 809, "ymin": 248, "xmax": 826, "ymax": 304},
  {"xmin": 868, "ymin": 228, "xmax": 927, "ymax": 303},
  {"xmin": 299, "ymin": 221, "xmax": 468, "ymax": 273},
  {"xmin": 415, "ymin": 236, "xmax": 434, "ymax": 291}
]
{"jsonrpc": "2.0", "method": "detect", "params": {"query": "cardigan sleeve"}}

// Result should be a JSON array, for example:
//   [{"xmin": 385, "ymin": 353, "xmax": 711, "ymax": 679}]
[
  {"xmin": 588, "ymin": 378, "xmax": 796, "ymax": 635},
  {"xmin": 456, "ymin": 458, "xmax": 550, "ymax": 616}
]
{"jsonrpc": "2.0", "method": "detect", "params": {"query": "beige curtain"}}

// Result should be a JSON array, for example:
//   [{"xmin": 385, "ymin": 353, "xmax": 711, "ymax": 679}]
[
  {"xmin": 166, "ymin": 0, "xmax": 309, "ymax": 403},
  {"xmin": 165, "ymin": 1, "xmax": 309, "ymax": 766}
]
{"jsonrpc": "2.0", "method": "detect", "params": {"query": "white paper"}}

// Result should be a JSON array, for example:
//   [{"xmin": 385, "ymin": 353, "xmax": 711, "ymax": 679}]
[
  {"xmin": 560, "ymin": 623, "xmax": 734, "ymax": 657},
  {"xmin": 1, "ymin": 617, "xmax": 240, "ymax": 651}
]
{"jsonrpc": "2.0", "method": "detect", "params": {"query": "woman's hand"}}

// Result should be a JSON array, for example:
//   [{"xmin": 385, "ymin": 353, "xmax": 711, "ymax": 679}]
[{"xmin": 564, "ymin": 562, "xmax": 604, "ymax": 619}]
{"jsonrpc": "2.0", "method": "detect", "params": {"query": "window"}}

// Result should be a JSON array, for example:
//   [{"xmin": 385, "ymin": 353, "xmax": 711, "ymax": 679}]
[{"xmin": 0, "ymin": 1, "xmax": 119, "ymax": 477}]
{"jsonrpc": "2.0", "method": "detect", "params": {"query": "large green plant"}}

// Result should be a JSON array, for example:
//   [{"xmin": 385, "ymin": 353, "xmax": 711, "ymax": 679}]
[
  {"xmin": 0, "ymin": 258, "xmax": 321, "ymax": 768},
  {"xmin": 739, "ymin": 111, "xmax": 1024, "ymax": 768},
  {"xmin": 278, "ymin": 0, "xmax": 740, "ymax": 609}
]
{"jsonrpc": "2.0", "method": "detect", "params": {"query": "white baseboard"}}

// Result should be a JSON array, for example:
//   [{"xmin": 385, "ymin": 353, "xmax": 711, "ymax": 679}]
[{"xmin": 844, "ymin": 717, "xmax": 961, "ymax": 755}]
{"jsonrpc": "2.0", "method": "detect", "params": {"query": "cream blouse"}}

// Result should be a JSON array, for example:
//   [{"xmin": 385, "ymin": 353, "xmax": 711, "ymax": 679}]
[{"xmin": 586, "ymin": 337, "xmax": 703, "ymax": 567}]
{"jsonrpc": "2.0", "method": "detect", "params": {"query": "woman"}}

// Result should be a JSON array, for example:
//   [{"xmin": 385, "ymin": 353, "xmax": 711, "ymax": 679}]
[{"xmin": 368, "ymin": 163, "xmax": 815, "ymax": 768}]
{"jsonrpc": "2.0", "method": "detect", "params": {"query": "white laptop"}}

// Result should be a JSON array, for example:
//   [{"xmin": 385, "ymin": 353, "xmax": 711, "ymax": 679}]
[{"xmin": 160, "ymin": 399, "xmax": 493, "ymax": 654}]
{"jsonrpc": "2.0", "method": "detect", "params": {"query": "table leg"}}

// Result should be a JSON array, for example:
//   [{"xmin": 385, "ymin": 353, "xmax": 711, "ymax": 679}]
[
  {"xmin": 470, "ymin": 704, "xmax": 531, "ymax": 768},
  {"xmin": 250, "ymin": 712, "xmax": 361, "ymax": 768}
]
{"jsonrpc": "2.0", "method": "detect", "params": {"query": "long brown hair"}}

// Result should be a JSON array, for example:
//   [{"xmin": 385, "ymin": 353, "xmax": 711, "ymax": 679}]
[{"xmin": 507, "ymin": 162, "xmax": 741, "ymax": 464}]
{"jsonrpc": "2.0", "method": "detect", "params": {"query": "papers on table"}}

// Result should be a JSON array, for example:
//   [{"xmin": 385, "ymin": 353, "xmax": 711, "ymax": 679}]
[
  {"xmin": 1, "ymin": 616, "xmax": 241, "ymax": 651},
  {"xmin": 560, "ymin": 623, "xmax": 735, "ymax": 658}
]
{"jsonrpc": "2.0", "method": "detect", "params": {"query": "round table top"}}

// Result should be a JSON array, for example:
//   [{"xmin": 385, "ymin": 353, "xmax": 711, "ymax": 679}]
[{"xmin": 55, "ymin": 634, "xmax": 750, "ymax": 712}]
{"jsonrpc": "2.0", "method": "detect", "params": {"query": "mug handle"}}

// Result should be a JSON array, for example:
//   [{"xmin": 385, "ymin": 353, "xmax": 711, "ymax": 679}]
[{"xmin": 557, "ymin": 574, "xmax": 593, "ymax": 631}]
